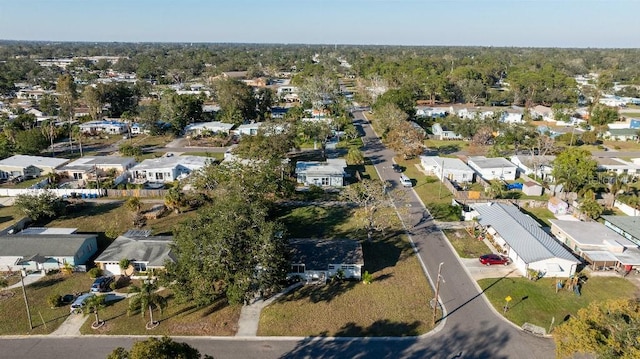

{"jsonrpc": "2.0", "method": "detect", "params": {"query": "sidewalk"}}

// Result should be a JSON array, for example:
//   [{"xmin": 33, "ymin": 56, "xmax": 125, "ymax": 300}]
[
  {"xmin": 235, "ymin": 282, "xmax": 302, "ymax": 337},
  {"xmin": 3, "ymin": 271, "xmax": 44, "ymax": 290},
  {"xmin": 50, "ymin": 312, "xmax": 87, "ymax": 336}
]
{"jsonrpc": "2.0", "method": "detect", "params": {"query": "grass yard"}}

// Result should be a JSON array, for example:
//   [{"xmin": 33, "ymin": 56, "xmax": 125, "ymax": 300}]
[
  {"xmin": 0, "ymin": 205, "xmax": 27, "ymax": 230},
  {"xmin": 603, "ymin": 140, "xmax": 640, "ymax": 151},
  {"xmin": 519, "ymin": 206, "xmax": 556, "ymax": 227},
  {"xmin": 260, "ymin": 205, "xmax": 433, "ymax": 336},
  {"xmin": 259, "ymin": 234, "xmax": 432, "ymax": 336},
  {"xmin": 0, "ymin": 273, "xmax": 93, "ymax": 335},
  {"xmin": 478, "ymin": 276, "xmax": 638, "ymax": 329},
  {"xmin": 131, "ymin": 134, "xmax": 174, "ymax": 148},
  {"xmin": 395, "ymin": 157, "xmax": 453, "ymax": 206},
  {"xmin": 424, "ymin": 139, "xmax": 469, "ymax": 156},
  {"xmin": 443, "ymin": 229, "xmax": 491, "ymax": 258},
  {"xmin": 79, "ymin": 290, "xmax": 241, "ymax": 336}
]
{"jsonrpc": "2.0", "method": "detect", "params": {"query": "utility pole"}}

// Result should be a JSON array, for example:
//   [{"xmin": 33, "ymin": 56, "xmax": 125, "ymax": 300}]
[
  {"xmin": 438, "ymin": 160, "xmax": 445, "ymax": 200},
  {"xmin": 20, "ymin": 269, "xmax": 33, "ymax": 330},
  {"xmin": 433, "ymin": 262, "xmax": 444, "ymax": 325}
]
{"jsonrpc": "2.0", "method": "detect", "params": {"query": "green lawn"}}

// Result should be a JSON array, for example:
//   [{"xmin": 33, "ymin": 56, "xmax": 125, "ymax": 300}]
[
  {"xmin": 395, "ymin": 157, "xmax": 453, "ymax": 206},
  {"xmin": 261, "ymin": 205, "xmax": 433, "ymax": 336},
  {"xmin": 478, "ymin": 276, "xmax": 638, "ymax": 329},
  {"xmin": 443, "ymin": 229, "xmax": 491, "ymax": 258},
  {"xmin": 519, "ymin": 206, "xmax": 556, "ymax": 227},
  {"xmin": 424, "ymin": 139, "xmax": 469, "ymax": 156},
  {"xmin": 79, "ymin": 289, "xmax": 240, "ymax": 336},
  {"xmin": 0, "ymin": 273, "xmax": 93, "ymax": 335},
  {"xmin": 0, "ymin": 177, "xmax": 45, "ymax": 189},
  {"xmin": 0, "ymin": 205, "xmax": 27, "ymax": 230}
]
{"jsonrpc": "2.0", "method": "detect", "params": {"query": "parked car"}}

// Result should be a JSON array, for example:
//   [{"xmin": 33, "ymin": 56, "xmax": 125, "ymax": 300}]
[
  {"xmin": 392, "ymin": 163, "xmax": 403, "ymax": 173},
  {"xmin": 479, "ymin": 254, "xmax": 510, "ymax": 266},
  {"xmin": 70, "ymin": 293, "xmax": 95, "ymax": 314},
  {"xmin": 90, "ymin": 276, "xmax": 114, "ymax": 293},
  {"xmin": 399, "ymin": 174, "xmax": 412, "ymax": 187}
]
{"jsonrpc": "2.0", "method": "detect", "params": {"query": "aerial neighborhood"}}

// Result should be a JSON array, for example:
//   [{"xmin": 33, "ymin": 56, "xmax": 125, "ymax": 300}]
[{"xmin": 1, "ymin": 42, "xmax": 640, "ymax": 358}]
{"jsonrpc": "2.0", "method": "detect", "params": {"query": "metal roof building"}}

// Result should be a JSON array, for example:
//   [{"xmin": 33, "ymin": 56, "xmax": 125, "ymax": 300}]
[{"xmin": 473, "ymin": 202, "xmax": 579, "ymax": 277}]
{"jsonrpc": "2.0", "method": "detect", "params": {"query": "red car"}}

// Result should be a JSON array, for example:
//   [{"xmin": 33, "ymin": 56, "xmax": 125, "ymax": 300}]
[{"xmin": 479, "ymin": 254, "xmax": 510, "ymax": 266}]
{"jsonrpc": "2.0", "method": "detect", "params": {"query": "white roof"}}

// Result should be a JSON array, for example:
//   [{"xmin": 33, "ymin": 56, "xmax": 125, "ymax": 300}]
[
  {"xmin": 0, "ymin": 155, "xmax": 69, "ymax": 169},
  {"xmin": 468, "ymin": 156, "xmax": 517, "ymax": 170},
  {"xmin": 236, "ymin": 122, "xmax": 262, "ymax": 130},
  {"xmin": 296, "ymin": 158, "xmax": 346, "ymax": 176},
  {"xmin": 60, "ymin": 156, "xmax": 135, "ymax": 171},
  {"xmin": 549, "ymin": 220, "xmax": 637, "ymax": 248},
  {"xmin": 19, "ymin": 227, "xmax": 78, "ymax": 235},
  {"xmin": 184, "ymin": 121, "xmax": 234, "ymax": 132},
  {"xmin": 131, "ymin": 156, "xmax": 211, "ymax": 171},
  {"xmin": 420, "ymin": 156, "xmax": 474, "ymax": 172}
]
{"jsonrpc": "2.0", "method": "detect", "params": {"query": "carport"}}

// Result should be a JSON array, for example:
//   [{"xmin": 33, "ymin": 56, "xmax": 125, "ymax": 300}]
[{"xmin": 582, "ymin": 251, "xmax": 619, "ymax": 270}]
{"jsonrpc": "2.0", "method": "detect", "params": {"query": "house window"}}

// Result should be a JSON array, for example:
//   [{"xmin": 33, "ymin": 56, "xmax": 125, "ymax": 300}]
[
  {"xmin": 155, "ymin": 173, "xmax": 164, "ymax": 180},
  {"xmin": 133, "ymin": 263, "xmax": 147, "ymax": 272},
  {"xmin": 73, "ymin": 173, "xmax": 83, "ymax": 180},
  {"xmin": 328, "ymin": 265, "xmax": 335, "ymax": 270},
  {"xmin": 321, "ymin": 177, "xmax": 329, "ymax": 186},
  {"xmin": 291, "ymin": 264, "xmax": 305, "ymax": 273}
]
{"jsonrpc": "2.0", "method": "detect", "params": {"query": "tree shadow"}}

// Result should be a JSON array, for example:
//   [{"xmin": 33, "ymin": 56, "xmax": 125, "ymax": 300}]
[
  {"xmin": 0, "ymin": 216, "xmax": 15, "ymax": 225},
  {"xmin": 361, "ymin": 233, "xmax": 404, "ymax": 274},
  {"xmin": 336, "ymin": 320, "xmax": 422, "ymax": 337},
  {"xmin": 276, "ymin": 205, "xmax": 355, "ymax": 239},
  {"xmin": 280, "ymin": 280, "xmax": 357, "ymax": 305},
  {"xmin": 436, "ymin": 144, "xmax": 461, "ymax": 155},
  {"xmin": 28, "ymin": 276, "xmax": 63, "ymax": 289},
  {"xmin": 279, "ymin": 321, "xmax": 517, "ymax": 359}
]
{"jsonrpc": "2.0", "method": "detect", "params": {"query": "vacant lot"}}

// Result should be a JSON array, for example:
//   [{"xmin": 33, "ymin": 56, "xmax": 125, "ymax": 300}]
[
  {"xmin": 443, "ymin": 229, "xmax": 490, "ymax": 258},
  {"xmin": 0, "ymin": 273, "xmax": 93, "ymax": 335},
  {"xmin": 259, "ymin": 205, "xmax": 433, "ymax": 336},
  {"xmin": 79, "ymin": 290, "xmax": 240, "ymax": 336},
  {"xmin": 478, "ymin": 276, "xmax": 637, "ymax": 329}
]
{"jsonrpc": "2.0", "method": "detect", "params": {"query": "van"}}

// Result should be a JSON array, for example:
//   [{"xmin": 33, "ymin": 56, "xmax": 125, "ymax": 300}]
[
  {"xmin": 70, "ymin": 293, "xmax": 95, "ymax": 314},
  {"xmin": 400, "ymin": 174, "xmax": 412, "ymax": 187}
]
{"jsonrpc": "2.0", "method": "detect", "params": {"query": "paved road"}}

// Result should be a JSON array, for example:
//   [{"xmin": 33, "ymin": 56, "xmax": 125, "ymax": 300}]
[{"xmin": 0, "ymin": 112, "xmax": 554, "ymax": 358}]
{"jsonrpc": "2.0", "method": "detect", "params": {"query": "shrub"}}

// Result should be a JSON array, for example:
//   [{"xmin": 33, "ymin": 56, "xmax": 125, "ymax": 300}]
[
  {"xmin": 109, "ymin": 281, "xmax": 118, "ymax": 291},
  {"xmin": 362, "ymin": 271, "xmax": 373, "ymax": 284},
  {"xmin": 47, "ymin": 293, "xmax": 62, "ymax": 308},
  {"xmin": 88, "ymin": 267, "xmax": 103, "ymax": 279}
]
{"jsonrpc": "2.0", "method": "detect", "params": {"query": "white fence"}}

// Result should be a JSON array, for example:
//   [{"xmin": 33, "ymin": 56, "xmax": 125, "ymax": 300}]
[
  {"xmin": 0, "ymin": 188, "xmax": 106, "ymax": 198},
  {"xmin": 614, "ymin": 200, "xmax": 640, "ymax": 216}
]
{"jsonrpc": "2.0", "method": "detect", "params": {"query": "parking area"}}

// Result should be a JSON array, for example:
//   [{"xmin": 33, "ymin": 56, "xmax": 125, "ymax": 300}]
[{"xmin": 461, "ymin": 258, "xmax": 521, "ymax": 280}]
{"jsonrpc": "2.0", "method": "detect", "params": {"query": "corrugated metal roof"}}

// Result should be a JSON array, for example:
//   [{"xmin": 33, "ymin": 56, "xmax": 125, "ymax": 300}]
[{"xmin": 474, "ymin": 203, "xmax": 579, "ymax": 264}]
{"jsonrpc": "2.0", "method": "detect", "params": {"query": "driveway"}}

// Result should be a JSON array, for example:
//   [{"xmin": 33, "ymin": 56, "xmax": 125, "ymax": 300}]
[{"xmin": 461, "ymin": 258, "xmax": 522, "ymax": 280}]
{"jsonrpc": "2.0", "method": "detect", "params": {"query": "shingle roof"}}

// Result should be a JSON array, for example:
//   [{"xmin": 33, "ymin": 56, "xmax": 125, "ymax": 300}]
[
  {"xmin": 0, "ymin": 234, "xmax": 96, "ymax": 257},
  {"xmin": 473, "ymin": 203, "xmax": 578, "ymax": 264},
  {"xmin": 94, "ymin": 234, "xmax": 174, "ymax": 267},
  {"xmin": 289, "ymin": 238, "xmax": 364, "ymax": 271}
]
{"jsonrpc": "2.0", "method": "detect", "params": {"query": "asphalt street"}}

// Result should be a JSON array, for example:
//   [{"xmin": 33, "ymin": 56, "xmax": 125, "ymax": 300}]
[{"xmin": 0, "ymin": 111, "xmax": 554, "ymax": 359}]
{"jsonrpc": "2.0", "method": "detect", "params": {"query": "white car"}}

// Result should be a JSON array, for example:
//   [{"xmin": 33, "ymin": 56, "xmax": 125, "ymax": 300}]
[{"xmin": 400, "ymin": 174, "xmax": 412, "ymax": 187}]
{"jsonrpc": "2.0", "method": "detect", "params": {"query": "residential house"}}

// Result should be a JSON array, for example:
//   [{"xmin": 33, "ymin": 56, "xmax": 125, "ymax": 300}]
[
  {"xmin": 57, "ymin": 156, "xmax": 136, "ymax": 182},
  {"xmin": 0, "ymin": 155, "xmax": 69, "ymax": 180},
  {"xmin": 472, "ymin": 203, "xmax": 579, "ymax": 278},
  {"xmin": 79, "ymin": 120, "xmax": 127, "ymax": 135},
  {"xmin": 467, "ymin": 156, "xmax": 517, "ymax": 181},
  {"xmin": 594, "ymin": 157, "xmax": 640, "ymax": 177},
  {"xmin": 94, "ymin": 230, "xmax": 175, "ymax": 276},
  {"xmin": 295, "ymin": 158, "xmax": 347, "ymax": 187},
  {"xmin": 605, "ymin": 128, "xmax": 640, "ymax": 142},
  {"xmin": 431, "ymin": 123, "xmax": 462, "ymax": 140},
  {"xmin": 234, "ymin": 122, "xmax": 263, "ymax": 136},
  {"xmin": 602, "ymin": 216, "xmax": 640, "ymax": 247},
  {"xmin": 509, "ymin": 155, "xmax": 556, "ymax": 181},
  {"xmin": 550, "ymin": 219, "xmax": 640, "ymax": 271},
  {"xmin": 531, "ymin": 105, "xmax": 554, "ymax": 122},
  {"xmin": 416, "ymin": 106, "xmax": 447, "ymax": 118},
  {"xmin": 599, "ymin": 96, "xmax": 627, "ymax": 107},
  {"xmin": 420, "ymin": 155, "xmax": 475, "ymax": 183},
  {"xmin": 500, "ymin": 111, "xmax": 524, "ymax": 124},
  {"xmin": 457, "ymin": 108, "xmax": 495, "ymax": 120},
  {"xmin": 130, "ymin": 156, "xmax": 212, "ymax": 184},
  {"xmin": 270, "ymin": 107, "xmax": 289, "ymax": 119},
  {"xmin": 0, "ymin": 230, "xmax": 97, "ymax": 271},
  {"xmin": 288, "ymin": 238, "xmax": 364, "ymax": 282},
  {"xmin": 184, "ymin": 121, "xmax": 234, "ymax": 136},
  {"xmin": 548, "ymin": 196, "xmax": 569, "ymax": 215}
]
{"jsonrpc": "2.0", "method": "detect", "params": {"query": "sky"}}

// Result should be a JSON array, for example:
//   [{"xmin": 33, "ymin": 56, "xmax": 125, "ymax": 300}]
[{"xmin": 1, "ymin": 0, "xmax": 639, "ymax": 48}]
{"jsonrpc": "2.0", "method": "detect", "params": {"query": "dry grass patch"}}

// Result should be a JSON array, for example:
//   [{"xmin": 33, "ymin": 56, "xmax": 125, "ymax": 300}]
[
  {"xmin": 0, "ymin": 205, "xmax": 27, "ymax": 229},
  {"xmin": 395, "ymin": 157, "xmax": 453, "ymax": 206},
  {"xmin": 258, "ymin": 234, "xmax": 433, "ymax": 337},
  {"xmin": 603, "ymin": 140, "xmax": 640, "ymax": 151},
  {"xmin": 79, "ymin": 290, "xmax": 240, "ymax": 336},
  {"xmin": 443, "ymin": 229, "xmax": 491, "ymax": 258}
]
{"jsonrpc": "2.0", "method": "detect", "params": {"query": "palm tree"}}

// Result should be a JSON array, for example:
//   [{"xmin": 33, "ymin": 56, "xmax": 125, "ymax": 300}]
[
  {"xmin": 128, "ymin": 281, "xmax": 167, "ymax": 329},
  {"xmin": 164, "ymin": 187, "xmax": 185, "ymax": 214},
  {"xmin": 83, "ymin": 294, "xmax": 106, "ymax": 329}
]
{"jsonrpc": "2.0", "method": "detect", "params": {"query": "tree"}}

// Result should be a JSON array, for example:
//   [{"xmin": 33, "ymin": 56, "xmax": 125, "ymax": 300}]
[
  {"xmin": 56, "ymin": 74, "xmax": 77, "ymax": 149},
  {"xmin": 385, "ymin": 121, "xmax": 426, "ymax": 159},
  {"xmin": 128, "ymin": 281, "xmax": 167, "ymax": 329},
  {"xmin": 119, "ymin": 258, "xmax": 131, "ymax": 276},
  {"xmin": 71, "ymin": 125, "xmax": 85, "ymax": 157},
  {"xmin": 346, "ymin": 147, "xmax": 365, "ymax": 165},
  {"xmin": 297, "ymin": 75, "xmax": 339, "ymax": 111},
  {"xmin": 213, "ymin": 79, "xmax": 256, "ymax": 124},
  {"xmin": 159, "ymin": 92, "xmax": 203, "ymax": 134},
  {"xmin": 551, "ymin": 147, "xmax": 598, "ymax": 195},
  {"xmin": 14, "ymin": 192, "xmax": 65, "ymax": 221},
  {"xmin": 554, "ymin": 299, "xmax": 640, "ymax": 359},
  {"xmin": 14, "ymin": 128, "xmax": 49, "ymax": 155},
  {"xmin": 164, "ymin": 187, "xmax": 186, "ymax": 213},
  {"xmin": 83, "ymin": 294, "xmax": 106, "ymax": 329},
  {"xmin": 590, "ymin": 105, "xmax": 619, "ymax": 126},
  {"xmin": 372, "ymin": 103, "xmax": 408, "ymax": 138},
  {"xmin": 373, "ymin": 87, "xmax": 416, "ymax": 118},
  {"xmin": 82, "ymin": 85, "xmax": 103, "ymax": 121},
  {"xmin": 108, "ymin": 336, "xmax": 213, "ymax": 359},
  {"xmin": 579, "ymin": 196, "xmax": 603, "ymax": 220},
  {"xmin": 165, "ymin": 192, "xmax": 288, "ymax": 306},
  {"xmin": 232, "ymin": 123, "xmax": 296, "ymax": 162},
  {"xmin": 340, "ymin": 179, "xmax": 397, "ymax": 241}
]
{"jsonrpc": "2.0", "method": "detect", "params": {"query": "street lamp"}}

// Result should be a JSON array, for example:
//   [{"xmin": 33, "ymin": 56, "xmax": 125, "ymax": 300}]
[{"xmin": 432, "ymin": 262, "xmax": 445, "ymax": 325}]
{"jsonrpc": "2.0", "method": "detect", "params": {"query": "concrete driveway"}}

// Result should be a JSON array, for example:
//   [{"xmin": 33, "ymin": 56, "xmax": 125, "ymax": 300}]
[{"xmin": 461, "ymin": 258, "xmax": 522, "ymax": 280}]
